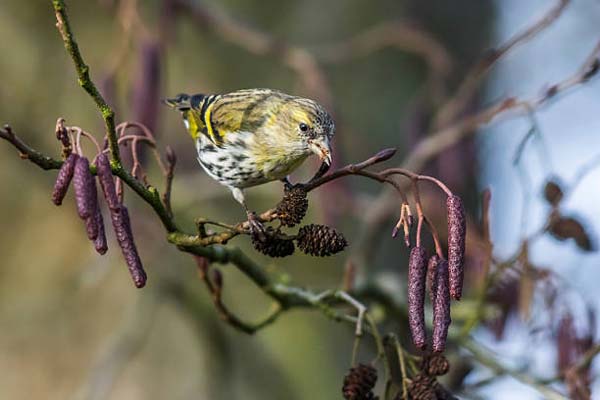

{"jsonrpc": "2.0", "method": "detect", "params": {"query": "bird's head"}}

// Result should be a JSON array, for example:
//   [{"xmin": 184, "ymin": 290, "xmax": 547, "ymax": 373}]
[{"xmin": 280, "ymin": 97, "xmax": 335, "ymax": 167}]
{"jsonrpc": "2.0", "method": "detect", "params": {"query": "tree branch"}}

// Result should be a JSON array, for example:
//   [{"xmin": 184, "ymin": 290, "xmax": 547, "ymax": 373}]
[{"xmin": 52, "ymin": 0, "xmax": 121, "ymax": 164}]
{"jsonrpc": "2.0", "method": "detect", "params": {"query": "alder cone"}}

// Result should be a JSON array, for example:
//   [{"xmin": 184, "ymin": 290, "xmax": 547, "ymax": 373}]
[
  {"xmin": 252, "ymin": 231, "xmax": 295, "ymax": 258},
  {"xmin": 446, "ymin": 195, "xmax": 466, "ymax": 300},
  {"xmin": 423, "ymin": 354, "xmax": 450, "ymax": 376},
  {"xmin": 276, "ymin": 186, "xmax": 308, "ymax": 227},
  {"xmin": 408, "ymin": 246, "xmax": 428, "ymax": 350},
  {"xmin": 52, "ymin": 153, "xmax": 78, "ymax": 205},
  {"xmin": 407, "ymin": 373, "xmax": 436, "ymax": 400},
  {"xmin": 296, "ymin": 224, "xmax": 348, "ymax": 257},
  {"xmin": 342, "ymin": 364, "xmax": 377, "ymax": 400}
]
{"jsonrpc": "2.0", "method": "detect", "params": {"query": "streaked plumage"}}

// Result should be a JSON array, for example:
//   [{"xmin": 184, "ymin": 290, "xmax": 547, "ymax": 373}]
[{"xmin": 163, "ymin": 88, "xmax": 335, "ymax": 236}]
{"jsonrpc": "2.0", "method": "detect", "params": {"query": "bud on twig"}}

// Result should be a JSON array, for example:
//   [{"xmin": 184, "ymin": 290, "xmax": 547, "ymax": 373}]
[
  {"xmin": 408, "ymin": 246, "xmax": 428, "ymax": 350},
  {"xmin": 111, "ymin": 205, "xmax": 147, "ymax": 288},
  {"xmin": 52, "ymin": 153, "xmax": 78, "ymax": 205},
  {"xmin": 296, "ymin": 224, "xmax": 348, "ymax": 257},
  {"xmin": 73, "ymin": 156, "xmax": 97, "ymax": 220},
  {"xmin": 95, "ymin": 153, "xmax": 120, "ymax": 211},
  {"xmin": 93, "ymin": 206, "xmax": 108, "ymax": 255},
  {"xmin": 342, "ymin": 364, "xmax": 377, "ymax": 400},
  {"xmin": 446, "ymin": 195, "xmax": 466, "ymax": 300},
  {"xmin": 432, "ymin": 258, "xmax": 451, "ymax": 353}
]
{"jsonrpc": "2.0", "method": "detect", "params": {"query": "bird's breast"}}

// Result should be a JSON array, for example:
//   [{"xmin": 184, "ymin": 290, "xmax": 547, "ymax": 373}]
[{"xmin": 195, "ymin": 133, "xmax": 309, "ymax": 189}]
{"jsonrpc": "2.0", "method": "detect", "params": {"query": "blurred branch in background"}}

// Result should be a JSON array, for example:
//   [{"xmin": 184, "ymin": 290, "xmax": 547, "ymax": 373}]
[{"xmin": 352, "ymin": 0, "xmax": 599, "ymax": 271}]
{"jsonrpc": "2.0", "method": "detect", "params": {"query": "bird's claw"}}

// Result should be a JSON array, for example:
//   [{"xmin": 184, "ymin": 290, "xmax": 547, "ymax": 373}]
[{"xmin": 247, "ymin": 211, "xmax": 267, "ymax": 242}]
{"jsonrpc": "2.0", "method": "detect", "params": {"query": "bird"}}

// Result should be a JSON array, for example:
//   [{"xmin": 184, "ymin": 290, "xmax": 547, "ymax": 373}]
[{"xmin": 163, "ymin": 88, "xmax": 335, "ymax": 238}]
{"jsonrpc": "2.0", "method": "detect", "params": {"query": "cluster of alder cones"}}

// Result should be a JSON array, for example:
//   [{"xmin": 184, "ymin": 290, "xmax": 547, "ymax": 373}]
[
  {"xmin": 251, "ymin": 186, "xmax": 348, "ymax": 258},
  {"xmin": 51, "ymin": 128, "xmax": 146, "ymax": 288},
  {"xmin": 407, "ymin": 195, "xmax": 466, "ymax": 353},
  {"xmin": 341, "ymin": 354, "xmax": 456, "ymax": 400}
]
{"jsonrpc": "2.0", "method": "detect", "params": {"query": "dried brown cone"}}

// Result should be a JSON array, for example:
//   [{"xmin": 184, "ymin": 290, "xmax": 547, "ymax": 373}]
[
  {"xmin": 432, "ymin": 258, "xmax": 451, "ymax": 353},
  {"xmin": 407, "ymin": 373, "xmax": 437, "ymax": 400},
  {"xmin": 427, "ymin": 255, "xmax": 440, "ymax": 306},
  {"xmin": 276, "ymin": 186, "xmax": 308, "ymax": 227},
  {"xmin": 110, "ymin": 205, "xmax": 147, "ymax": 288},
  {"xmin": 296, "ymin": 224, "xmax": 348, "ymax": 257},
  {"xmin": 252, "ymin": 228, "xmax": 295, "ymax": 258},
  {"xmin": 73, "ymin": 156, "xmax": 97, "ymax": 220},
  {"xmin": 408, "ymin": 246, "xmax": 428, "ymax": 350},
  {"xmin": 422, "ymin": 354, "xmax": 450, "ymax": 376},
  {"xmin": 95, "ymin": 153, "xmax": 120, "ymax": 211},
  {"xmin": 342, "ymin": 364, "xmax": 377, "ymax": 400},
  {"xmin": 93, "ymin": 206, "xmax": 108, "ymax": 255},
  {"xmin": 52, "ymin": 153, "xmax": 78, "ymax": 206},
  {"xmin": 446, "ymin": 195, "xmax": 466, "ymax": 300}
]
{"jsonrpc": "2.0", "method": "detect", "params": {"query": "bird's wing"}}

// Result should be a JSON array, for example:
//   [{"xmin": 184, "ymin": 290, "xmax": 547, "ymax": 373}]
[
  {"xmin": 165, "ymin": 89, "xmax": 288, "ymax": 146},
  {"xmin": 209, "ymin": 89, "xmax": 288, "ymax": 141}
]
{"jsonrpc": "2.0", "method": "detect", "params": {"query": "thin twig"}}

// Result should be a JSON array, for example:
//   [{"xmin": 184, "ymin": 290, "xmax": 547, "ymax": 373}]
[
  {"xmin": 433, "ymin": 0, "xmax": 570, "ymax": 127},
  {"xmin": 52, "ymin": 0, "xmax": 121, "ymax": 164}
]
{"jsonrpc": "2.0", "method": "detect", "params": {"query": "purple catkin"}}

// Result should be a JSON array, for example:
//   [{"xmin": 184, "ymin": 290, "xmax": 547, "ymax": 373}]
[
  {"xmin": 73, "ymin": 156, "xmax": 96, "ymax": 220},
  {"xmin": 52, "ymin": 153, "xmax": 78, "ymax": 205},
  {"xmin": 432, "ymin": 258, "xmax": 451, "ymax": 353},
  {"xmin": 83, "ymin": 179, "xmax": 100, "ymax": 240},
  {"xmin": 110, "ymin": 205, "xmax": 147, "ymax": 288},
  {"xmin": 408, "ymin": 246, "xmax": 428, "ymax": 350},
  {"xmin": 95, "ymin": 153, "xmax": 120, "ymax": 211},
  {"xmin": 93, "ymin": 206, "xmax": 108, "ymax": 255},
  {"xmin": 427, "ymin": 255, "xmax": 440, "ymax": 305},
  {"xmin": 447, "ymin": 195, "xmax": 466, "ymax": 300}
]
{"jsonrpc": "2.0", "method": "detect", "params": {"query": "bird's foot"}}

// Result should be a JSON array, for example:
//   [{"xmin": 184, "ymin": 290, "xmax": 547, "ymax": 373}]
[{"xmin": 247, "ymin": 211, "xmax": 267, "ymax": 242}]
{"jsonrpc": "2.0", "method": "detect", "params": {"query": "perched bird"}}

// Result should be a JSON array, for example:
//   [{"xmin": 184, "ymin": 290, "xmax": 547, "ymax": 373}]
[{"xmin": 163, "ymin": 88, "xmax": 335, "ymax": 237}]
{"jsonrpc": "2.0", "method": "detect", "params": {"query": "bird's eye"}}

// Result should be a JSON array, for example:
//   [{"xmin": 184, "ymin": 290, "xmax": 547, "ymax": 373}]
[{"xmin": 299, "ymin": 123, "xmax": 309, "ymax": 132}]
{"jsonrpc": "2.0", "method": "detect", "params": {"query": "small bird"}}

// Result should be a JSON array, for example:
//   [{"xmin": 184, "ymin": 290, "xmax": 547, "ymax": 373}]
[{"xmin": 163, "ymin": 88, "xmax": 335, "ymax": 237}]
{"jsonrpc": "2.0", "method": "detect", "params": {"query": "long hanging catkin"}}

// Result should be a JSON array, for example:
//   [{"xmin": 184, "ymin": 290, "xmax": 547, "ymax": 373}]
[
  {"xmin": 73, "ymin": 156, "xmax": 97, "ymax": 220},
  {"xmin": 95, "ymin": 153, "xmax": 120, "ymax": 211},
  {"xmin": 110, "ymin": 205, "xmax": 147, "ymax": 288},
  {"xmin": 446, "ymin": 195, "xmax": 466, "ymax": 300},
  {"xmin": 52, "ymin": 153, "xmax": 78, "ymax": 205},
  {"xmin": 408, "ymin": 246, "xmax": 428, "ymax": 349},
  {"xmin": 432, "ymin": 258, "xmax": 451, "ymax": 353}
]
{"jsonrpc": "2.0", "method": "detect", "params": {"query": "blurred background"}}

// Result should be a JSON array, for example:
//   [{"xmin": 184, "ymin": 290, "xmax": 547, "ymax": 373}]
[{"xmin": 1, "ymin": 0, "xmax": 599, "ymax": 399}]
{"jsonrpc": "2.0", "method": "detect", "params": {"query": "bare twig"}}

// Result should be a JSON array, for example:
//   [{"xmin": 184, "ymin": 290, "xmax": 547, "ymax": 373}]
[
  {"xmin": 52, "ymin": 0, "xmax": 121, "ymax": 164},
  {"xmin": 433, "ymin": 0, "xmax": 570, "ymax": 127}
]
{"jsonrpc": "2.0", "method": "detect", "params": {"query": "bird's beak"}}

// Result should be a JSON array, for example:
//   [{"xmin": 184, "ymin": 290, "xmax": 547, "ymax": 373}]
[{"xmin": 309, "ymin": 138, "xmax": 332, "ymax": 166}]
